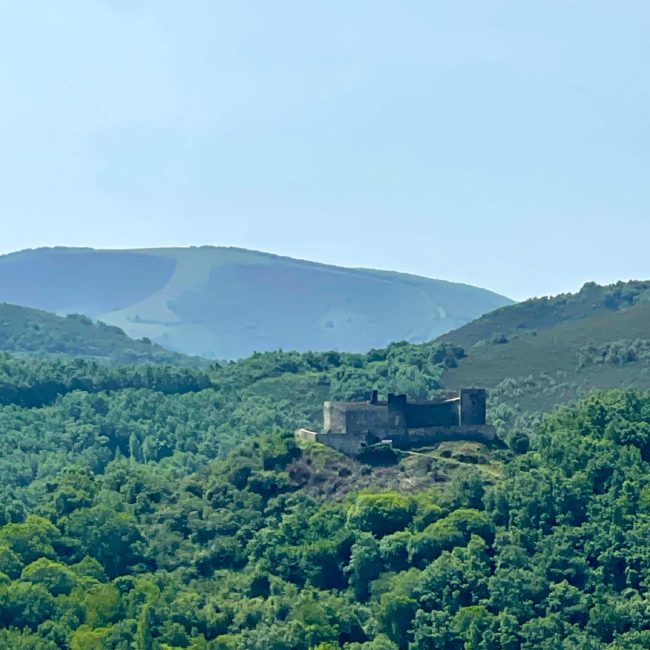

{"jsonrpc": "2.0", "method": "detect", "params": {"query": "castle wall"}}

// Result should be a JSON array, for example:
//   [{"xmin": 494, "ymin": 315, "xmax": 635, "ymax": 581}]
[
  {"xmin": 296, "ymin": 425, "xmax": 497, "ymax": 457},
  {"xmin": 295, "ymin": 428, "xmax": 370, "ymax": 456},
  {"xmin": 324, "ymin": 402, "xmax": 348, "ymax": 432},
  {"xmin": 387, "ymin": 394, "xmax": 408, "ymax": 430},
  {"xmin": 346, "ymin": 406, "xmax": 393, "ymax": 437},
  {"xmin": 317, "ymin": 432, "xmax": 369, "ymax": 456},
  {"xmin": 300, "ymin": 389, "xmax": 497, "ymax": 458},
  {"xmin": 295, "ymin": 428, "xmax": 319, "ymax": 443},
  {"xmin": 405, "ymin": 400, "xmax": 459, "ymax": 428},
  {"xmin": 405, "ymin": 425, "xmax": 496, "ymax": 447}
]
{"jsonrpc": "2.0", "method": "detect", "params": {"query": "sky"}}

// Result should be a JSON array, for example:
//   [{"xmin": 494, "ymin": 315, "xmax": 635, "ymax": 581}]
[{"xmin": 1, "ymin": 0, "xmax": 649, "ymax": 300}]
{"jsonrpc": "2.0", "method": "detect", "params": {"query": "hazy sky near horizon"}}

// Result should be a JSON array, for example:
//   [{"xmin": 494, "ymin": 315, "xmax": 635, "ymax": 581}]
[{"xmin": 1, "ymin": 1, "xmax": 649, "ymax": 300}]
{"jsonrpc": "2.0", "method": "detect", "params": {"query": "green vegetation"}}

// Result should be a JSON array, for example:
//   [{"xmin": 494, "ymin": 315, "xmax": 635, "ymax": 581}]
[
  {"xmin": 2, "ymin": 277, "xmax": 650, "ymax": 647},
  {"xmin": 439, "ymin": 281, "xmax": 650, "ymax": 436},
  {"xmin": 0, "ymin": 247, "xmax": 511, "ymax": 358},
  {"xmin": 0, "ymin": 341, "xmax": 466, "ymax": 504},
  {"xmin": 440, "ymin": 280, "xmax": 650, "ymax": 349},
  {"xmin": 0, "ymin": 303, "xmax": 198, "ymax": 366},
  {"xmin": 1, "ymin": 340, "xmax": 650, "ymax": 647}
]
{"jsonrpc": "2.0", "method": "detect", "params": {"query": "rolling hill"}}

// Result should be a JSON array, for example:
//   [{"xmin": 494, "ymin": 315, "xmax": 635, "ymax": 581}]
[
  {"xmin": 0, "ymin": 302, "xmax": 197, "ymax": 365},
  {"xmin": 437, "ymin": 280, "xmax": 650, "ymax": 429},
  {"xmin": 439, "ymin": 279, "xmax": 650, "ymax": 348},
  {"xmin": 0, "ymin": 246, "xmax": 512, "ymax": 359}
]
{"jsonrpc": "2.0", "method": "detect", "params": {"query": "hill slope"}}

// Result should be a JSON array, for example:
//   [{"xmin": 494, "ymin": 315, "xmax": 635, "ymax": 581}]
[
  {"xmin": 0, "ymin": 302, "xmax": 196, "ymax": 365},
  {"xmin": 440, "ymin": 279, "xmax": 650, "ymax": 348},
  {"xmin": 438, "ymin": 280, "xmax": 650, "ymax": 429},
  {"xmin": 1, "ymin": 343, "xmax": 649, "ymax": 647},
  {"xmin": 0, "ymin": 246, "xmax": 512, "ymax": 359}
]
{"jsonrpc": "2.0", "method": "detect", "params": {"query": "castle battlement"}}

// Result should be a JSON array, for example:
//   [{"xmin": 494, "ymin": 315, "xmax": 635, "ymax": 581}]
[{"xmin": 295, "ymin": 388, "xmax": 497, "ymax": 456}]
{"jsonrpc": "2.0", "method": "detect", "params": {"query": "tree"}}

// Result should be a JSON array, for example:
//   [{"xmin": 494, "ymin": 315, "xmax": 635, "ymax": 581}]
[
  {"xmin": 378, "ymin": 593, "xmax": 417, "ymax": 650},
  {"xmin": 21, "ymin": 558, "xmax": 77, "ymax": 596},
  {"xmin": 135, "ymin": 603, "xmax": 155, "ymax": 650},
  {"xmin": 347, "ymin": 493, "xmax": 415, "ymax": 538},
  {"xmin": 0, "ymin": 516, "xmax": 61, "ymax": 564},
  {"xmin": 0, "ymin": 582, "xmax": 55, "ymax": 630},
  {"xmin": 82, "ymin": 583, "xmax": 122, "ymax": 628},
  {"xmin": 62, "ymin": 506, "xmax": 144, "ymax": 578},
  {"xmin": 347, "ymin": 533, "xmax": 381, "ymax": 600}
]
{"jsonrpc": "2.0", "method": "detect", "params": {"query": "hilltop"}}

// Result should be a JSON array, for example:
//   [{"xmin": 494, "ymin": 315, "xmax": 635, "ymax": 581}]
[
  {"xmin": 0, "ymin": 246, "xmax": 511, "ymax": 359},
  {"xmin": 0, "ymin": 302, "xmax": 198, "ymax": 366}
]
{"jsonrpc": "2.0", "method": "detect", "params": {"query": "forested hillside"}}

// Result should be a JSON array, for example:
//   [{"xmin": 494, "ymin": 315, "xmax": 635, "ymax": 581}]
[
  {"xmin": 0, "ymin": 341, "xmax": 468, "ymax": 506},
  {"xmin": 2, "ymin": 282, "xmax": 650, "ymax": 648},
  {"xmin": 0, "ymin": 247, "xmax": 511, "ymax": 358},
  {"xmin": 0, "ymin": 303, "xmax": 197, "ymax": 366},
  {"xmin": 1, "ymin": 342, "xmax": 650, "ymax": 647}
]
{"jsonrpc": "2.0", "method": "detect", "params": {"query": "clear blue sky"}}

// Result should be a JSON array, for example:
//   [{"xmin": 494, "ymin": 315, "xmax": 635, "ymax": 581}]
[{"xmin": 1, "ymin": 1, "xmax": 648, "ymax": 300}]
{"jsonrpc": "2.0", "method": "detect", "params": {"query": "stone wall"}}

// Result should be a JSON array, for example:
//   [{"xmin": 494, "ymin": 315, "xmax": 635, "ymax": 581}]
[
  {"xmin": 295, "ymin": 428, "xmax": 371, "ymax": 456},
  {"xmin": 299, "ymin": 389, "xmax": 496, "ymax": 458},
  {"xmin": 295, "ymin": 428, "xmax": 319, "ymax": 443},
  {"xmin": 296, "ymin": 424, "xmax": 497, "ymax": 457},
  {"xmin": 346, "ymin": 405, "xmax": 393, "ymax": 437},
  {"xmin": 405, "ymin": 425, "xmax": 496, "ymax": 447},
  {"xmin": 323, "ymin": 402, "xmax": 347, "ymax": 432},
  {"xmin": 460, "ymin": 389, "xmax": 487, "ymax": 425},
  {"xmin": 405, "ymin": 400, "xmax": 460, "ymax": 428}
]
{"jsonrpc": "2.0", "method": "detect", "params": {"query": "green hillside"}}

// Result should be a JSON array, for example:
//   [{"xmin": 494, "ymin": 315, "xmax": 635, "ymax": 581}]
[
  {"xmin": 0, "ymin": 246, "xmax": 512, "ymax": 359},
  {"xmin": 0, "ymin": 339, "xmax": 483, "ymax": 498},
  {"xmin": 5, "ymin": 267, "xmax": 650, "ymax": 646},
  {"xmin": 0, "ymin": 303, "xmax": 197, "ymax": 366},
  {"xmin": 440, "ymin": 279, "xmax": 650, "ymax": 348},
  {"xmin": 439, "ymin": 280, "xmax": 650, "ymax": 432},
  {"xmin": 1, "ymin": 343, "xmax": 650, "ymax": 647}
]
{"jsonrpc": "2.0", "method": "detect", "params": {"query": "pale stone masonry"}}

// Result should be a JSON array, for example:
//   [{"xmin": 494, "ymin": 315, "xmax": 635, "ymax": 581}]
[{"xmin": 295, "ymin": 388, "xmax": 497, "ymax": 456}]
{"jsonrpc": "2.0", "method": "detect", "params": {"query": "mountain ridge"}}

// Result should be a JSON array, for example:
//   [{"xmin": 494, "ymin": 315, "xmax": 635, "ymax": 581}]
[{"xmin": 0, "ymin": 246, "xmax": 512, "ymax": 359}]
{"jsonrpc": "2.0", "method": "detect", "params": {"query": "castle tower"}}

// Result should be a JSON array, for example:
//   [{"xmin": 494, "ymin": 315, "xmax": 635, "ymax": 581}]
[{"xmin": 460, "ymin": 388, "xmax": 487, "ymax": 426}]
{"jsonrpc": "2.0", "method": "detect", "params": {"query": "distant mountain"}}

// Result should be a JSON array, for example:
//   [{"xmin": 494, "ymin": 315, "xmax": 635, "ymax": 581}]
[
  {"xmin": 0, "ymin": 246, "xmax": 512, "ymax": 358},
  {"xmin": 0, "ymin": 302, "xmax": 197, "ymax": 365},
  {"xmin": 438, "ymin": 280, "xmax": 650, "ymax": 424}
]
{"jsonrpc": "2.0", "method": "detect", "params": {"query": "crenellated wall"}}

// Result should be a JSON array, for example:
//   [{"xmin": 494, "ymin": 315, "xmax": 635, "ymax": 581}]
[{"xmin": 298, "ymin": 389, "xmax": 497, "ymax": 457}]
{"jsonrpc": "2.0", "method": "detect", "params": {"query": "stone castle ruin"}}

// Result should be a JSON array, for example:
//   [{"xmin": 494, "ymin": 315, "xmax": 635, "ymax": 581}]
[{"xmin": 295, "ymin": 389, "xmax": 497, "ymax": 456}]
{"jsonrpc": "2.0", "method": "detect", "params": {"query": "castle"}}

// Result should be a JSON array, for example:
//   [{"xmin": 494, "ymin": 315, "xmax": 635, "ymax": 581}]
[{"xmin": 295, "ymin": 388, "xmax": 497, "ymax": 456}]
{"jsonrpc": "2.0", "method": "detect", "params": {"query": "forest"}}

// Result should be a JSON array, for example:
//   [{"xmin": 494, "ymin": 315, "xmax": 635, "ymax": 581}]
[{"xmin": 1, "ymin": 337, "xmax": 650, "ymax": 648}]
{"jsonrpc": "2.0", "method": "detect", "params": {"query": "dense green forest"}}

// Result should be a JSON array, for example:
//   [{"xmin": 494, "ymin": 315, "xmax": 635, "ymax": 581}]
[
  {"xmin": 1, "ymin": 344, "xmax": 650, "ymax": 647},
  {"xmin": 0, "ymin": 341, "xmax": 465, "ymax": 512},
  {"xmin": 2, "ymin": 282, "xmax": 650, "ymax": 648}
]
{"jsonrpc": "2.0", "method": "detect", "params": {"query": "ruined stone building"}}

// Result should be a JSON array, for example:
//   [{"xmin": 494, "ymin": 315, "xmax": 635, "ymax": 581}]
[{"xmin": 295, "ymin": 389, "xmax": 497, "ymax": 456}]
